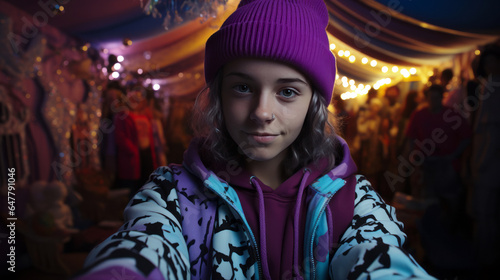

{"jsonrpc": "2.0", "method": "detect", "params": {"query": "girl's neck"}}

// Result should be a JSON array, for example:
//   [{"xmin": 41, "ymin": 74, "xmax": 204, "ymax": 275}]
[{"xmin": 245, "ymin": 153, "xmax": 287, "ymax": 190}]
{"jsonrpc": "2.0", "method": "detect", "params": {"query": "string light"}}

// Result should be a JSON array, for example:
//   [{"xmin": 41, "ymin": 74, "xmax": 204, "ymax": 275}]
[
  {"xmin": 361, "ymin": 57, "xmax": 368, "ymax": 64},
  {"xmin": 381, "ymin": 66, "xmax": 388, "ymax": 73},
  {"xmin": 348, "ymin": 55, "xmax": 356, "ymax": 63},
  {"xmin": 400, "ymin": 68, "xmax": 410, "ymax": 78},
  {"xmin": 392, "ymin": 66, "xmax": 399, "ymax": 73}
]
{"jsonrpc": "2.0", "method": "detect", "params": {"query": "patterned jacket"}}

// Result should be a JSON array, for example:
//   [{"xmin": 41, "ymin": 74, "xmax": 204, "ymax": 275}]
[{"xmin": 78, "ymin": 138, "xmax": 435, "ymax": 280}]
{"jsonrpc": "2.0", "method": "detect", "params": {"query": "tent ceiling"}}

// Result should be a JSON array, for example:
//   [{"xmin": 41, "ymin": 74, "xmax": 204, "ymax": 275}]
[{"xmin": 3, "ymin": 0, "xmax": 500, "ymax": 90}]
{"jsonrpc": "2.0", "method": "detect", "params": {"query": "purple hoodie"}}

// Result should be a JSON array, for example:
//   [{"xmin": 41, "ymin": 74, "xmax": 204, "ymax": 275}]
[{"xmin": 207, "ymin": 138, "xmax": 357, "ymax": 279}]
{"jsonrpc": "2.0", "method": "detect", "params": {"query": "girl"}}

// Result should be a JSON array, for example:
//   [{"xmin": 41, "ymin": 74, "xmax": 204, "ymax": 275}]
[{"xmin": 76, "ymin": 0, "xmax": 434, "ymax": 279}]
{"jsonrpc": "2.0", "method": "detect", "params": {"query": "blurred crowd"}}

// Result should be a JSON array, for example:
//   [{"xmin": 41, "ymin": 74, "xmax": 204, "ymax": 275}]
[{"xmin": 334, "ymin": 43, "xmax": 500, "ymax": 279}]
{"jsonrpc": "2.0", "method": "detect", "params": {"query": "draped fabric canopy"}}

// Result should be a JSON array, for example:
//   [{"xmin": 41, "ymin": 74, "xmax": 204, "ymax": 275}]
[{"xmin": 4, "ymin": 0, "xmax": 500, "ymax": 92}]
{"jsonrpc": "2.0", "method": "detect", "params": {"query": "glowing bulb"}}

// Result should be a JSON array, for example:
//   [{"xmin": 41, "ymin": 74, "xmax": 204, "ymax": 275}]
[
  {"xmin": 111, "ymin": 72, "xmax": 120, "ymax": 79},
  {"xmin": 385, "ymin": 78, "xmax": 391, "ymax": 84},
  {"xmin": 382, "ymin": 66, "xmax": 388, "ymax": 73},
  {"xmin": 338, "ymin": 50, "xmax": 344, "ymax": 57},
  {"xmin": 349, "ymin": 79, "xmax": 355, "ymax": 85},
  {"xmin": 336, "ymin": 74, "xmax": 339, "ymax": 80},
  {"xmin": 373, "ymin": 84, "xmax": 380, "ymax": 90},
  {"xmin": 137, "ymin": 68, "xmax": 143, "ymax": 75},
  {"xmin": 361, "ymin": 57, "xmax": 368, "ymax": 64},
  {"xmin": 153, "ymin": 84, "xmax": 160, "ymax": 91},
  {"xmin": 341, "ymin": 76, "xmax": 348, "ymax": 83},
  {"xmin": 475, "ymin": 49, "xmax": 481, "ymax": 56},
  {"xmin": 344, "ymin": 50, "xmax": 351, "ymax": 57},
  {"xmin": 117, "ymin": 55, "xmax": 124, "ymax": 62},
  {"xmin": 409, "ymin": 68, "xmax": 417, "ymax": 75},
  {"xmin": 342, "ymin": 82, "xmax": 349, "ymax": 88},
  {"xmin": 401, "ymin": 69, "xmax": 410, "ymax": 78},
  {"xmin": 349, "ymin": 55, "xmax": 356, "ymax": 63},
  {"xmin": 370, "ymin": 60, "xmax": 377, "ymax": 67},
  {"xmin": 358, "ymin": 84, "xmax": 364, "ymax": 89},
  {"xmin": 392, "ymin": 66, "xmax": 399, "ymax": 73},
  {"xmin": 330, "ymin": 43, "xmax": 336, "ymax": 50},
  {"xmin": 113, "ymin": 63, "xmax": 122, "ymax": 71}
]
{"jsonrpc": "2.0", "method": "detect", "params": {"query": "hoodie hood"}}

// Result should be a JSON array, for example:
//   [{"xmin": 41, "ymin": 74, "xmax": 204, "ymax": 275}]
[{"xmin": 183, "ymin": 136, "xmax": 357, "ymax": 186}]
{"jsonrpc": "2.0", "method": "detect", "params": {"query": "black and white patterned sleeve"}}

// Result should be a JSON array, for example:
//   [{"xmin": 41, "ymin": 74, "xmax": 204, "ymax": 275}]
[
  {"xmin": 330, "ymin": 175, "xmax": 436, "ymax": 280},
  {"xmin": 79, "ymin": 166, "xmax": 190, "ymax": 280}
]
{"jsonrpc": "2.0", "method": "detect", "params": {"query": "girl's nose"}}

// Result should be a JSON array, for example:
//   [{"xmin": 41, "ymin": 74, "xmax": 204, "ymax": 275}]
[{"xmin": 250, "ymin": 91, "xmax": 275, "ymax": 124}]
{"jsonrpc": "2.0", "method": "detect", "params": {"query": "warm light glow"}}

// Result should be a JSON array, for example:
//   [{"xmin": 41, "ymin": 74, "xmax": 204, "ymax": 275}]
[
  {"xmin": 342, "ymin": 82, "xmax": 349, "ymax": 88},
  {"xmin": 373, "ymin": 84, "xmax": 380, "ymax": 90},
  {"xmin": 370, "ymin": 60, "xmax": 377, "ymax": 67},
  {"xmin": 336, "ymin": 74, "xmax": 339, "ymax": 80},
  {"xmin": 401, "ymin": 68, "xmax": 410, "ymax": 78},
  {"xmin": 111, "ymin": 72, "xmax": 120, "ymax": 79},
  {"xmin": 385, "ymin": 78, "xmax": 391, "ymax": 84},
  {"xmin": 153, "ymin": 84, "xmax": 161, "ymax": 91},
  {"xmin": 475, "ymin": 49, "xmax": 481, "ymax": 56},
  {"xmin": 350, "ymin": 84, "xmax": 356, "ymax": 91},
  {"xmin": 330, "ymin": 43, "xmax": 336, "ymax": 50},
  {"xmin": 392, "ymin": 66, "xmax": 399, "ymax": 73},
  {"xmin": 382, "ymin": 66, "xmax": 388, "ymax": 73},
  {"xmin": 338, "ymin": 50, "xmax": 344, "ymax": 57},
  {"xmin": 349, "ymin": 79, "xmax": 355, "ymax": 85},
  {"xmin": 349, "ymin": 55, "xmax": 356, "ymax": 63},
  {"xmin": 409, "ymin": 68, "xmax": 417, "ymax": 75},
  {"xmin": 113, "ymin": 63, "xmax": 122, "ymax": 71},
  {"xmin": 341, "ymin": 76, "xmax": 348, "ymax": 83},
  {"xmin": 358, "ymin": 84, "xmax": 364, "ymax": 89},
  {"xmin": 117, "ymin": 55, "xmax": 124, "ymax": 62},
  {"xmin": 344, "ymin": 50, "xmax": 351, "ymax": 57},
  {"xmin": 137, "ymin": 68, "xmax": 143, "ymax": 75},
  {"xmin": 361, "ymin": 57, "xmax": 368, "ymax": 64}
]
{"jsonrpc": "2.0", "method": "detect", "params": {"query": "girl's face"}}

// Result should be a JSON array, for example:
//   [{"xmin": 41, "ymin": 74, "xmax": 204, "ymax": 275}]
[{"xmin": 221, "ymin": 58, "xmax": 313, "ymax": 164}]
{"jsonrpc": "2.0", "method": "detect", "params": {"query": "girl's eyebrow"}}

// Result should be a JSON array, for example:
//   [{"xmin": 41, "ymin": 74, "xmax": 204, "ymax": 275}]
[
  {"xmin": 224, "ymin": 72, "xmax": 309, "ymax": 86},
  {"xmin": 224, "ymin": 72, "xmax": 255, "ymax": 81},
  {"xmin": 276, "ymin": 78, "xmax": 309, "ymax": 86}
]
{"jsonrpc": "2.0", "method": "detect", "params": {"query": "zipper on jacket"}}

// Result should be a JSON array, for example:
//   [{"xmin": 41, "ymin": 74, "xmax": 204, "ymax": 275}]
[
  {"xmin": 309, "ymin": 179, "xmax": 346, "ymax": 279},
  {"xmin": 204, "ymin": 182, "xmax": 263, "ymax": 279},
  {"xmin": 227, "ymin": 205, "xmax": 263, "ymax": 279}
]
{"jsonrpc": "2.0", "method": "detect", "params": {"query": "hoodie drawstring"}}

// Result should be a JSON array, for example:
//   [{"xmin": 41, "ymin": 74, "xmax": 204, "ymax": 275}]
[
  {"xmin": 250, "ymin": 169, "xmax": 311, "ymax": 280},
  {"xmin": 293, "ymin": 169, "xmax": 310, "ymax": 280},
  {"xmin": 250, "ymin": 176, "xmax": 272, "ymax": 280}
]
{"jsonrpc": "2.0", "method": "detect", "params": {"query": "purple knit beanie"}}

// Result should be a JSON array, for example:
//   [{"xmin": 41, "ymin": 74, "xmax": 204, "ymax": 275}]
[{"xmin": 204, "ymin": 0, "xmax": 336, "ymax": 104}]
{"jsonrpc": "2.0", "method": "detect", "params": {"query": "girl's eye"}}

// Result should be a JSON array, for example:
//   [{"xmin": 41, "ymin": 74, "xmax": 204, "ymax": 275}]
[
  {"xmin": 278, "ymin": 88, "xmax": 298, "ymax": 99},
  {"xmin": 233, "ymin": 84, "xmax": 251, "ymax": 93}
]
